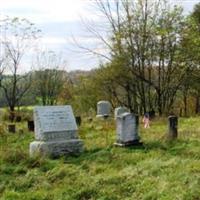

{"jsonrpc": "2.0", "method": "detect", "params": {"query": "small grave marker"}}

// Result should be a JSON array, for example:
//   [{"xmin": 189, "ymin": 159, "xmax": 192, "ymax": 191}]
[
  {"xmin": 27, "ymin": 120, "xmax": 34, "ymax": 132},
  {"xmin": 167, "ymin": 115, "xmax": 178, "ymax": 140},
  {"xmin": 75, "ymin": 116, "xmax": 81, "ymax": 126},
  {"xmin": 96, "ymin": 101, "xmax": 111, "ymax": 118}
]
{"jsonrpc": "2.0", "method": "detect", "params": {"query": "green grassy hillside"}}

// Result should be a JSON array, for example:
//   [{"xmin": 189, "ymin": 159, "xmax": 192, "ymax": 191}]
[{"xmin": 0, "ymin": 117, "xmax": 200, "ymax": 200}]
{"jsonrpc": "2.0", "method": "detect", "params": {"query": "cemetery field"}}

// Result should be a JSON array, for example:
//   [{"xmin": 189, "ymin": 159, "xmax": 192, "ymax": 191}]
[{"xmin": 0, "ymin": 117, "xmax": 200, "ymax": 200}]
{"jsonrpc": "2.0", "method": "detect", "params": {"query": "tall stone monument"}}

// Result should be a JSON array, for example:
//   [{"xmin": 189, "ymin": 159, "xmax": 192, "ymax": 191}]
[
  {"xmin": 30, "ymin": 106, "xmax": 83, "ymax": 157},
  {"xmin": 114, "ymin": 112, "xmax": 142, "ymax": 146},
  {"xmin": 96, "ymin": 100, "xmax": 111, "ymax": 118}
]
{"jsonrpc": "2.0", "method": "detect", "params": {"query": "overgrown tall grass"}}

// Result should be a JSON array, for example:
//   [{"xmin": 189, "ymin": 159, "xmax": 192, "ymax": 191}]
[{"xmin": 0, "ymin": 117, "xmax": 200, "ymax": 200}]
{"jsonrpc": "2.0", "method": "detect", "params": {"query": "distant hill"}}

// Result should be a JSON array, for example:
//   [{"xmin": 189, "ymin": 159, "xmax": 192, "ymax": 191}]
[{"xmin": 67, "ymin": 69, "xmax": 95, "ymax": 84}]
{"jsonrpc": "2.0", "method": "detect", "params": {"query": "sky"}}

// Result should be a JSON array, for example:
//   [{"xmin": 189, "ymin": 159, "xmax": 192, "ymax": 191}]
[{"xmin": 0, "ymin": 0, "xmax": 200, "ymax": 72}]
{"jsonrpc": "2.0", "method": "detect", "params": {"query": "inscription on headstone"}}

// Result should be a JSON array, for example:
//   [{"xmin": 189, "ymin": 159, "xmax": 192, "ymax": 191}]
[
  {"xmin": 34, "ymin": 106, "xmax": 78, "ymax": 141},
  {"xmin": 30, "ymin": 106, "xmax": 83, "ymax": 157}
]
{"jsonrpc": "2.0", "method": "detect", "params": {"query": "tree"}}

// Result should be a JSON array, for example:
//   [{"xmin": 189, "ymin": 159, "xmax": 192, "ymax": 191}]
[
  {"xmin": 33, "ymin": 50, "xmax": 67, "ymax": 105},
  {"xmin": 80, "ymin": 0, "xmax": 188, "ymax": 115},
  {"xmin": 0, "ymin": 17, "xmax": 40, "ymax": 119},
  {"xmin": 191, "ymin": 2, "xmax": 200, "ymax": 25},
  {"xmin": 180, "ymin": 2, "xmax": 200, "ymax": 115}
]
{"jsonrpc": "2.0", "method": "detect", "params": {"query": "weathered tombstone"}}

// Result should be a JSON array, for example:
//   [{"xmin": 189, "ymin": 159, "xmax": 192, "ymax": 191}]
[
  {"xmin": 114, "ymin": 113, "xmax": 142, "ymax": 146},
  {"xmin": 8, "ymin": 124, "xmax": 16, "ymax": 133},
  {"xmin": 96, "ymin": 101, "xmax": 111, "ymax": 118},
  {"xmin": 75, "ymin": 116, "xmax": 81, "ymax": 126},
  {"xmin": 167, "ymin": 115, "xmax": 178, "ymax": 140},
  {"xmin": 114, "ymin": 107, "xmax": 129, "ymax": 119},
  {"xmin": 30, "ymin": 106, "xmax": 84, "ymax": 157},
  {"xmin": 27, "ymin": 120, "xmax": 34, "ymax": 132}
]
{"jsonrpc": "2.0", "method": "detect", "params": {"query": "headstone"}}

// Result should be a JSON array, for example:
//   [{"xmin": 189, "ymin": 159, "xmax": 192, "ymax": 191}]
[
  {"xmin": 8, "ymin": 124, "xmax": 16, "ymax": 133},
  {"xmin": 27, "ymin": 120, "xmax": 34, "ymax": 132},
  {"xmin": 167, "ymin": 115, "xmax": 178, "ymax": 140},
  {"xmin": 30, "ymin": 106, "xmax": 83, "ymax": 157},
  {"xmin": 75, "ymin": 116, "xmax": 81, "ymax": 126},
  {"xmin": 114, "ymin": 107, "xmax": 129, "ymax": 119},
  {"xmin": 96, "ymin": 101, "xmax": 111, "ymax": 118},
  {"xmin": 114, "ymin": 113, "xmax": 142, "ymax": 146}
]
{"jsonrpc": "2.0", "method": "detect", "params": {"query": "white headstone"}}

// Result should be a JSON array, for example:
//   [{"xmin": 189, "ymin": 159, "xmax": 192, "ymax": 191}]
[
  {"xmin": 96, "ymin": 100, "xmax": 111, "ymax": 118},
  {"xmin": 115, "ymin": 113, "xmax": 141, "ymax": 146},
  {"xmin": 30, "ymin": 106, "xmax": 83, "ymax": 157},
  {"xmin": 34, "ymin": 106, "xmax": 78, "ymax": 141},
  {"xmin": 114, "ymin": 107, "xmax": 129, "ymax": 119}
]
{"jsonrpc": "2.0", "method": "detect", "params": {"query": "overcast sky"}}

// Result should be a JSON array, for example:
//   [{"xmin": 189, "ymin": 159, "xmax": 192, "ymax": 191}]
[{"xmin": 0, "ymin": 0, "xmax": 200, "ymax": 72}]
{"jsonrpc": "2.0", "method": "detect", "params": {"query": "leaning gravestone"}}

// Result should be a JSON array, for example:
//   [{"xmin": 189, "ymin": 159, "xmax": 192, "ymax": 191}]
[
  {"xmin": 96, "ymin": 101, "xmax": 111, "ymax": 118},
  {"xmin": 114, "ymin": 107, "xmax": 129, "ymax": 119},
  {"xmin": 30, "ymin": 106, "xmax": 83, "ymax": 157},
  {"xmin": 114, "ymin": 112, "xmax": 142, "ymax": 146}
]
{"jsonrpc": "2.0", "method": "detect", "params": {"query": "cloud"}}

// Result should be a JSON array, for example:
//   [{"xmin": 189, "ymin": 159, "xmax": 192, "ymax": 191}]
[
  {"xmin": 41, "ymin": 37, "xmax": 66, "ymax": 45},
  {"xmin": 0, "ymin": 0, "xmax": 100, "ymax": 24}
]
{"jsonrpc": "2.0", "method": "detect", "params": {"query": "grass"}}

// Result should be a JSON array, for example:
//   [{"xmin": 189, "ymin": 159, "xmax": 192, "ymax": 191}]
[{"xmin": 0, "ymin": 117, "xmax": 200, "ymax": 199}]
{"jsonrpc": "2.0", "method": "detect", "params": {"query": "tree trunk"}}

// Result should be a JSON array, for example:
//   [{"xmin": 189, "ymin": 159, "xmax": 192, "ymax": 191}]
[
  {"xmin": 183, "ymin": 93, "xmax": 187, "ymax": 117},
  {"xmin": 9, "ymin": 105, "xmax": 15, "ymax": 122},
  {"xmin": 195, "ymin": 95, "xmax": 200, "ymax": 114},
  {"xmin": 157, "ymin": 89, "xmax": 162, "ymax": 116}
]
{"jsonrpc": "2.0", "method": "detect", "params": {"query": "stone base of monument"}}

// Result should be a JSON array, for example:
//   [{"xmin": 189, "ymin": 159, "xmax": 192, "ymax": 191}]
[
  {"xmin": 30, "ymin": 139, "xmax": 84, "ymax": 158},
  {"xmin": 114, "ymin": 139, "xmax": 143, "ymax": 147}
]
